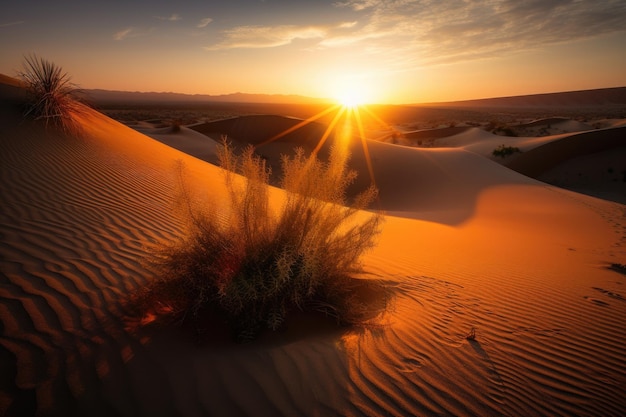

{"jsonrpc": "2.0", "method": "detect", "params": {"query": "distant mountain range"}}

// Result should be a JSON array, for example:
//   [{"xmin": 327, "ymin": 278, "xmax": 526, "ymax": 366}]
[
  {"xmin": 83, "ymin": 89, "xmax": 332, "ymax": 106},
  {"xmin": 2, "ymin": 73, "xmax": 623, "ymax": 108},
  {"xmin": 426, "ymin": 87, "xmax": 626, "ymax": 108},
  {"xmin": 86, "ymin": 86, "xmax": 626, "ymax": 108}
]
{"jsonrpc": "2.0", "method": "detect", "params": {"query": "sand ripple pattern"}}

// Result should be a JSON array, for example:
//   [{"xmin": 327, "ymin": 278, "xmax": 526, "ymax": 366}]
[
  {"xmin": 338, "ymin": 267, "xmax": 626, "ymax": 417},
  {"xmin": 1, "ymin": 123, "xmax": 182, "ymax": 416},
  {"xmin": 2, "ymin": 118, "xmax": 625, "ymax": 416}
]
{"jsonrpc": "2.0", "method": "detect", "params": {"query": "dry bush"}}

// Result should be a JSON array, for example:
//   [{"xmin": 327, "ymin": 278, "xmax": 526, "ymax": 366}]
[
  {"xmin": 18, "ymin": 55, "xmax": 87, "ymax": 134},
  {"xmin": 492, "ymin": 144, "xmax": 522, "ymax": 158},
  {"xmin": 130, "ymin": 141, "xmax": 384, "ymax": 341}
]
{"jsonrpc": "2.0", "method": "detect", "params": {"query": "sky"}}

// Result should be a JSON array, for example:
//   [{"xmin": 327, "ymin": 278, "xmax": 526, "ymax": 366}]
[{"xmin": 1, "ymin": 0, "xmax": 626, "ymax": 104}]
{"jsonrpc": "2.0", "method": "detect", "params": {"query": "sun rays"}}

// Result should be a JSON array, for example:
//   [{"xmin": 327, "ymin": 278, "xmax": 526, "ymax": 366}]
[{"xmin": 253, "ymin": 98, "xmax": 392, "ymax": 189}]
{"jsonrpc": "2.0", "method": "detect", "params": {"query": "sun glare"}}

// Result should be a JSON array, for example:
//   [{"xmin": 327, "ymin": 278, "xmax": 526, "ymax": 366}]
[
  {"xmin": 259, "ymin": 73, "xmax": 388, "ymax": 187},
  {"xmin": 333, "ymin": 78, "xmax": 370, "ymax": 108},
  {"xmin": 337, "ymin": 90, "xmax": 365, "ymax": 108}
]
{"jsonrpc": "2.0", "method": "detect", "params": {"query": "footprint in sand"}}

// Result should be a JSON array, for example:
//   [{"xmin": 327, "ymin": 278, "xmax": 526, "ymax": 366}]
[
  {"xmin": 592, "ymin": 287, "xmax": 625, "ymax": 302},
  {"xmin": 583, "ymin": 296, "xmax": 610, "ymax": 307},
  {"xmin": 608, "ymin": 263, "xmax": 626, "ymax": 276},
  {"xmin": 398, "ymin": 355, "xmax": 428, "ymax": 372}
]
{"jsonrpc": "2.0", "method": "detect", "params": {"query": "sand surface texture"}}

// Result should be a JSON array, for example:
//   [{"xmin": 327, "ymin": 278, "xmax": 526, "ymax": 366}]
[{"xmin": 2, "ymin": 81, "xmax": 626, "ymax": 416}]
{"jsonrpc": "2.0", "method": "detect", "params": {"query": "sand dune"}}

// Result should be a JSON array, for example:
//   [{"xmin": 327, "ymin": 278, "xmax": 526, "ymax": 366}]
[
  {"xmin": 429, "ymin": 86, "xmax": 626, "ymax": 108},
  {"xmin": 139, "ymin": 117, "xmax": 538, "ymax": 225},
  {"xmin": 190, "ymin": 115, "xmax": 330, "ymax": 148},
  {"xmin": 355, "ymin": 118, "xmax": 626, "ymax": 204},
  {"xmin": 505, "ymin": 127, "xmax": 626, "ymax": 177},
  {"xmin": 515, "ymin": 116, "xmax": 592, "ymax": 130},
  {"xmin": 2, "ymin": 81, "xmax": 626, "ymax": 416}
]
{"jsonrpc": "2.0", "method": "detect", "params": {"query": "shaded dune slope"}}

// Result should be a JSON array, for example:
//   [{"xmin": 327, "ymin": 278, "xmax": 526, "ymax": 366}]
[
  {"xmin": 505, "ymin": 126, "xmax": 626, "ymax": 177},
  {"xmin": 181, "ymin": 115, "xmax": 539, "ymax": 224},
  {"xmin": 0, "ymin": 97, "xmax": 194, "ymax": 414},
  {"xmin": 191, "ymin": 115, "xmax": 330, "ymax": 147}
]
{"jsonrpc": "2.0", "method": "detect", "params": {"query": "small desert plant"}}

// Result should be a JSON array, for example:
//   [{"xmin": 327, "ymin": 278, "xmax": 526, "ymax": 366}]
[
  {"xmin": 486, "ymin": 121, "xmax": 517, "ymax": 137},
  {"xmin": 131, "ymin": 141, "xmax": 384, "ymax": 341},
  {"xmin": 18, "ymin": 55, "xmax": 86, "ymax": 133},
  {"xmin": 169, "ymin": 118, "xmax": 183, "ymax": 133},
  {"xmin": 466, "ymin": 327, "xmax": 476, "ymax": 341},
  {"xmin": 492, "ymin": 144, "xmax": 521, "ymax": 158}
]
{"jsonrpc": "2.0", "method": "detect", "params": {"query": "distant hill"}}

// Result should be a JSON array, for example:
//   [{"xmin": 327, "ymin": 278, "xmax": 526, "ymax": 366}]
[
  {"xmin": 83, "ymin": 89, "xmax": 331, "ymax": 106},
  {"xmin": 88, "ymin": 86, "xmax": 626, "ymax": 108},
  {"xmin": 2, "ymin": 73, "xmax": 623, "ymax": 109},
  {"xmin": 425, "ymin": 87, "xmax": 626, "ymax": 108}
]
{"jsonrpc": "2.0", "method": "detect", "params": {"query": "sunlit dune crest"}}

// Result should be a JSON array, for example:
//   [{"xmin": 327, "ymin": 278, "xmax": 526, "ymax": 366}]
[{"xmin": 1, "ymin": 74, "xmax": 626, "ymax": 417}]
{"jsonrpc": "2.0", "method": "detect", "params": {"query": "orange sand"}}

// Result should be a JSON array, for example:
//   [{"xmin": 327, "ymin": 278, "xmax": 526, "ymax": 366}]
[{"xmin": 1, "ymin": 80, "xmax": 625, "ymax": 416}]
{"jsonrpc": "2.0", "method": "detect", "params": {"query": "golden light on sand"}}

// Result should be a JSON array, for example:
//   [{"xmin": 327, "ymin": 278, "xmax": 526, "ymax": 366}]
[{"xmin": 3, "ymin": 69, "xmax": 626, "ymax": 416}]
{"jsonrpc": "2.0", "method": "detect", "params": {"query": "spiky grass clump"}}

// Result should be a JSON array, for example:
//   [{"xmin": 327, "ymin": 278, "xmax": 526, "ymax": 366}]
[
  {"xmin": 18, "ymin": 55, "xmax": 86, "ymax": 133},
  {"xmin": 131, "ymin": 141, "xmax": 384, "ymax": 341}
]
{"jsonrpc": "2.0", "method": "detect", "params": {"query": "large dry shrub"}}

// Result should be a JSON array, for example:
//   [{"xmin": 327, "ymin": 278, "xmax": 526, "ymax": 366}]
[{"xmin": 131, "ymin": 141, "xmax": 384, "ymax": 341}]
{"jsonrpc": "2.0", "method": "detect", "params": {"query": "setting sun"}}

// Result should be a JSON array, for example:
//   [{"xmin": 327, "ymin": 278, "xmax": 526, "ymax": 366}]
[
  {"xmin": 336, "ymin": 89, "xmax": 366, "ymax": 108},
  {"xmin": 332, "ymin": 76, "xmax": 372, "ymax": 107}
]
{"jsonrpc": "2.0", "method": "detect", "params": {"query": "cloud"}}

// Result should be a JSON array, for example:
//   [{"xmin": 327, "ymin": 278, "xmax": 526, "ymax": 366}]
[
  {"xmin": 334, "ymin": 0, "xmax": 379, "ymax": 11},
  {"xmin": 113, "ymin": 27, "xmax": 152, "ymax": 41},
  {"xmin": 328, "ymin": 0, "xmax": 626, "ymax": 65},
  {"xmin": 337, "ymin": 21, "xmax": 358, "ymax": 29},
  {"xmin": 155, "ymin": 14, "xmax": 181, "ymax": 21},
  {"xmin": 203, "ymin": 1, "xmax": 626, "ymax": 64},
  {"xmin": 205, "ymin": 25, "xmax": 327, "ymax": 50},
  {"xmin": 114, "ymin": 28, "xmax": 133, "ymax": 41},
  {"xmin": 0, "ymin": 20, "xmax": 24, "ymax": 28},
  {"xmin": 197, "ymin": 17, "xmax": 213, "ymax": 28}
]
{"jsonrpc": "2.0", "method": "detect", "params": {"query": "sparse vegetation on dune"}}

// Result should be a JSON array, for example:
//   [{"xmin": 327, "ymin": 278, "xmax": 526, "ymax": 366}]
[
  {"xmin": 486, "ymin": 120, "xmax": 518, "ymax": 137},
  {"xmin": 18, "ymin": 55, "xmax": 87, "ymax": 133},
  {"xmin": 129, "ymin": 141, "xmax": 385, "ymax": 342},
  {"xmin": 492, "ymin": 144, "xmax": 522, "ymax": 158}
]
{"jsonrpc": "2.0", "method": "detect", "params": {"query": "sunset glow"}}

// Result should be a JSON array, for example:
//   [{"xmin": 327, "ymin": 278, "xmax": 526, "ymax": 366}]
[
  {"xmin": 3, "ymin": 2, "xmax": 626, "ymax": 416},
  {"xmin": 337, "ymin": 91, "xmax": 365, "ymax": 108},
  {"xmin": 1, "ymin": 1, "xmax": 625, "ymax": 103},
  {"xmin": 334, "ymin": 78, "xmax": 369, "ymax": 108}
]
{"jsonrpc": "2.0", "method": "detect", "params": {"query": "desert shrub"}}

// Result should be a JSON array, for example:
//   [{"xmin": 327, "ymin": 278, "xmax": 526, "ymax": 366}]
[
  {"xmin": 486, "ymin": 121, "xmax": 517, "ymax": 137},
  {"xmin": 169, "ymin": 118, "xmax": 183, "ymax": 133},
  {"xmin": 492, "ymin": 144, "xmax": 521, "ymax": 158},
  {"xmin": 18, "ymin": 55, "xmax": 86, "ymax": 133},
  {"xmin": 131, "ymin": 141, "xmax": 384, "ymax": 341}
]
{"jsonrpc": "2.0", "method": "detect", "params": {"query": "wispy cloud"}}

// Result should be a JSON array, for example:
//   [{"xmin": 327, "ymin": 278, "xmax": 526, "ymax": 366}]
[
  {"xmin": 114, "ymin": 28, "xmax": 133, "ymax": 41},
  {"xmin": 337, "ymin": 21, "xmax": 358, "ymax": 29},
  {"xmin": 0, "ymin": 20, "xmax": 25, "ymax": 28},
  {"xmin": 202, "ymin": 0, "xmax": 626, "ymax": 67},
  {"xmin": 113, "ymin": 27, "xmax": 152, "ymax": 41},
  {"xmin": 155, "ymin": 14, "xmax": 181, "ymax": 22},
  {"xmin": 331, "ymin": 0, "xmax": 626, "ymax": 64},
  {"xmin": 334, "ymin": 0, "xmax": 379, "ymax": 11},
  {"xmin": 205, "ymin": 25, "xmax": 327, "ymax": 50},
  {"xmin": 197, "ymin": 17, "xmax": 213, "ymax": 28}
]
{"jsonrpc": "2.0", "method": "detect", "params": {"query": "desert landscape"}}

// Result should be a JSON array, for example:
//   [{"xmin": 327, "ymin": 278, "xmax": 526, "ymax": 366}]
[
  {"xmin": 2, "ymin": 64, "xmax": 626, "ymax": 417},
  {"xmin": 2, "ymin": 1, "xmax": 626, "ymax": 416}
]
